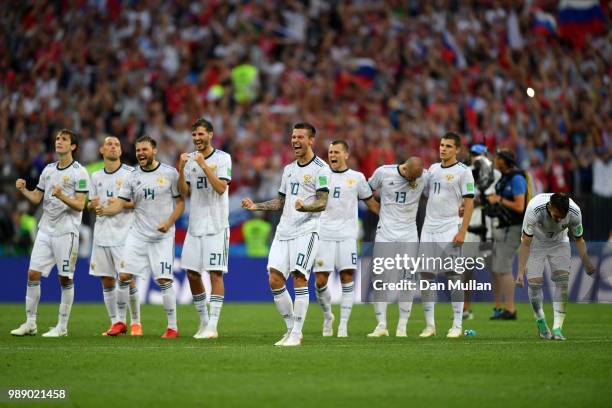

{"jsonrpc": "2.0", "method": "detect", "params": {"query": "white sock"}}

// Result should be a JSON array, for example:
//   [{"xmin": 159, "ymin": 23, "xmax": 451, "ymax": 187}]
[
  {"xmin": 117, "ymin": 280, "xmax": 130, "ymax": 323},
  {"xmin": 26, "ymin": 281, "xmax": 41, "ymax": 325},
  {"xmin": 291, "ymin": 287, "xmax": 309, "ymax": 336},
  {"xmin": 528, "ymin": 283, "xmax": 545, "ymax": 320},
  {"xmin": 316, "ymin": 283, "xmax": 333, "ymax": 319},
  {"xmin": 340, "ymin": 282, "xmax": 354, "ymax": 326},
  {"xmin": 102, "ymin": 286, "xmax": 118, "ymax": 324},
  {"xmin": 129, "ymin": 286, "xmax": 140, "ymax": 325},
  {"xmin": 58, "ymin": 283, "xmax": 74, "ymax": 330},
  {"xmin": 374, "ymin": 303, "xmax": 387, "ymax": 326},
  {"xmin": 208, "ymin": 295, "xmax": 224, "ymax": 330},
  {"xmin": 552, "ymin": 276, "xmax": 569, "ymax": 329},
  {"xmin": 272, "ymin": 286, "xmax": 293, "ymax": 332},
  {"xmin": 159, "ymin": 282, "xmax": 177, "ymax": 330},
  {"xmin": 398, "ymin": 301, "xmax": 413, "ymax": 331},
  {"xmin": 193, "ymin": 292, "xmax": 209, "ymax": 327},
  {"xmin": 423, "ymin": 301, "xmax": 435, "ymax": 327},
  {"xmin": 449, "ymin": 275, "xmax": 464, "ymax": 328}
]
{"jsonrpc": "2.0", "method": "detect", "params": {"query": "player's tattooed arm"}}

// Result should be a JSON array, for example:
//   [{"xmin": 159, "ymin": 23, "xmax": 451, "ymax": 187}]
[
  {"xmin": 296, "ymin": 190, "xmax": 329, "ymax": 212},
  {"xmin": 242, "ymin": 194, "xmax": 285, "ymax": 211}
]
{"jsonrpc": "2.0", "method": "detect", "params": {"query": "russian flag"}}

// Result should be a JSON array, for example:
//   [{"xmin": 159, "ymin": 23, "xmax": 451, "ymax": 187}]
[
  {"xmin": 558, "ymin": 0, "xmax": 606, "ymax": 47},
  {"xmin": 351, "ymin": 58, "xmax": 377, "ymax": 88},
  {"xmin": 442, "ymin": 32, "xmax": 467, "ymax": 69},
  {"xmin": 533, "ymin": 10, "xmax": 558, "ymax": 37}
]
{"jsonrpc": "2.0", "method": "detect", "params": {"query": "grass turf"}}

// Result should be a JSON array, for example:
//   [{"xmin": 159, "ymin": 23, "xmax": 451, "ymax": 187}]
[{"xmin": 1, "ymin": 302, "xmax": 611, "ymax": 408}]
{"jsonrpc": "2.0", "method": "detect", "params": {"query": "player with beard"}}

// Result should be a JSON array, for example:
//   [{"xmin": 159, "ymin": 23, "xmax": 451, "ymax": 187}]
[
  {"xmin": 99, "ymin": 136, "xmax": 184, "ymax": 338},
  {"xmin": 242, "ymin": 123, "xmax": 331, "ymax": 346},
  {"xmin": 178, "ymin": 118, "xmax": 232, "ymax": 339}
]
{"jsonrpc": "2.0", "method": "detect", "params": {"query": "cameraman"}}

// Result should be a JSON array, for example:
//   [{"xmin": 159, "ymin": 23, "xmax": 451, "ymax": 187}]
[{"xmin": 486, "ymin": 149, "xmax": 528, "ymax": 320}]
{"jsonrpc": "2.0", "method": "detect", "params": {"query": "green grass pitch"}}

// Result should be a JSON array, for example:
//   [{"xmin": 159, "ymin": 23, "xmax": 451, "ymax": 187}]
[{"xmin": 1, "ymin": 302, "xmax": 612, "ymax": 407}]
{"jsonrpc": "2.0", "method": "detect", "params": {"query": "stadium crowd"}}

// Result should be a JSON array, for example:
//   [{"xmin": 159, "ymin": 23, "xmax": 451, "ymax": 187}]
[{"xmin": 0, "ymin": 0, "xmax": 610, "ymax": 253}]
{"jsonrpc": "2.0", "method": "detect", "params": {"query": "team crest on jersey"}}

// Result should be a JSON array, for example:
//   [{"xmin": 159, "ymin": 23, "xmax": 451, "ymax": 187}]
[
  {"xmin": 316, "ymin": 259, "xmax": 324, "ymax": 267},
  {"xmin": 304, "ymin": 174, "xmax": 312, "ymax": 183},
  {"xmin": 115, "ymin": 179, "xmax": 123, "ymax": 188},
  {"xmin": 156, "ymin": 176, "xmax": 166, "ymax": 186},
  {"xmin": 409, "ymin": 181, "xmax": 418, "ymax": 189},
  {"xmin": 561, "ymin": 223, "xmax": 569, "ymax": 229},
  {"xmin": 346, "ymin": 178, "xmax": 357, "ymax": 186},
  {"xmin": 62, "ymin": 175, "xmax": 70, "ymax": 185},
  {"xmin": 445, "ymin": 174, "xmax": 455, "ymax": 182},
  {"xmin": 120, "ymin": 261, "xmax": 125, "ymax": 269},
  {"xmin": 90, "ymin": 262, "xmax": 96, "ymax": 270},
  {"xmin": 209, "ymin": 164, "xmax": 218, "ymax": 172}
]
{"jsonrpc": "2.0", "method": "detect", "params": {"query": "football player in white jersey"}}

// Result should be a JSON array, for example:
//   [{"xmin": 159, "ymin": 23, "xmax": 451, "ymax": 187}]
[
  {"xmin": 88, "ymin": 136, "xmax": 142, "ymax": 336},
  {"xmin": 242, "ymin": 122, "xmax": 331, "ymax": 347},
  {"xmin": 367, "ymin": 157, "xmax": 428, "ymax": 337},
  {"xmin": 99, "ymin": 136, "xmax": 185, "ymax": 338},
  {"xmin": 11, "ymin": 129, "xmax": 90, "ymax": 337},
  {"xmin": 178, "ymin": 118, "xmax": 232, "ymax": 339},
  {"xmin": 313, "ymin": 141, "xmax": 379, "ymax": 337},
  {"xmin": 419, "ymin": 132, "xmax": 474, "ymax": 339},
  {"xmin": 517, "ymin": 193, "xmax": 596, "ymax": 340}
]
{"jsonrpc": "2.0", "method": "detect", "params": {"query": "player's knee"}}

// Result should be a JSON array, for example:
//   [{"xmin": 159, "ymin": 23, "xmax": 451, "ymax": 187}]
[
  {"xmin": 551, "ymin": 271, "xmax": 569, "ymax": 283},
  {"xmin": 119, "ymin": 273, "xmax": 132, "ymax": 283},
  {"xmin": 59, "ymin": 275, "xmax": 73, "ymax": 286},
  {"xmin": 157, "ymin": 278, "xmax": 172, "ymax": 285},
  {"xmin": 315, "ymin": 273, "xmax": 328, "ymax": 288},
  {"xmin": 101, "ymin": 276, "xmax": 115, "ymax": 288},
  {"xmin": 339, "ymin": 270, "xmax": 354, "ymax": 284},
  {"xmin": 27, "ymin": 270, "xmax": 41, "ymax": 282},
  {"xmin": 527, "ymin": 277, "xmax": 544, "ymax": 286},
  {"xmin": 292, "ymin": 271, "xmax": 307, "ymax": 288},
  {"xmin": 187, "ymin": 270, "xmax": 201, "ymax": 282},
  {"xmin": 268, "ymin": 270, "xmax": 285, "ymax": 290},
  {"xmin": 209, "ymin": 271, "xmax": 223, "ymax": 283}
]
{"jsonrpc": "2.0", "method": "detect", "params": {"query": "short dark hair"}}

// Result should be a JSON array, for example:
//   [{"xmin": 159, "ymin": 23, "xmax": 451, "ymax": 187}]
[
  {"xmin": 293, "ymin": 122, "xmax": 316, "ymax": 137},
  {"xmin": 135, "ymin": 135, "xmax": 157, "ymax": 148},
  {"xmin": 549, "ymin": 193, "xmax": 570, "ymax": 217},
  {"xmin": 496, "ymin": 149, "xmax": 517, "ymax": 167},
  {"xmin": 192, "ymin": 117, "xmax": 213, "ymax": 132},
  {"xmin": 331, "ymin": 140, "xmax": 349, "ymax": 152},
  {"xmin": 58, "ymin": 129, "xmax": 78, "ymax": 150},
  {"xmin": 441, "ymin": 131, "xmax": 461, "ymax": 148}
]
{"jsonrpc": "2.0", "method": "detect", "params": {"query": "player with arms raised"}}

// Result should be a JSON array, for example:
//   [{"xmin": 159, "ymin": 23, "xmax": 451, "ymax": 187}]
[
  {"xmin": 517, "ymin": 193, "xmax": 596, "ymax": 340},
  {"xmin": 419, "ymin": 132, "xmax": 474, "ymax": 338},
  {"xmin": 98, "ymin": 136, "xmax": 184, "ymax": 338},
  {"xmin": 178, "ymin": 118, "xmax": 232, "ymax": 339},
  {"xmin": 313, "ymin": 140, "xmax": 379, "ymax": 337},
  {"xmin": 88, "ymin": 136, "xmax": 142, "ymax": 336},
  {"xmin": 11, "ymin": 129, "xmax": 90, "ymax": 337},
  {"xmin": 242, "ymin": 122, "xmax": 330, "ymax": 347}
]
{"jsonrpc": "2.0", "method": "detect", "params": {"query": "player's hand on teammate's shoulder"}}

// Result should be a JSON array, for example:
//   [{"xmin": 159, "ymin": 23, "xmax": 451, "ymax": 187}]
[
  {"xmin": 15, "ymin": 178, "xmax": 26, "ymax": 191},
  {"xmin": 295, "ymin": 199, "xmax": 305, "ymax": 212},
  {"xmin": 241, "ymin": 197, "xmax": 257, "ymax": 211}
]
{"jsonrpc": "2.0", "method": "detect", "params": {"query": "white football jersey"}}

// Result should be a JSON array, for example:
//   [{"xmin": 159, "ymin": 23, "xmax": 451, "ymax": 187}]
[
  {"xmin": 369, "ymin": 164, "xmax": 428, "ymax": 242},
  {"xmin": 275, "ymin": 156, "xmax": 331, "ymax": 240},
  {"xmin": 118, "ymin": 162, "xmax": 180, "ymax": 242},
  {"xmin": 319, "ymin": 168, "xmax": 372, "ymax": 241},
  {"xmin": 522, "ymin": 193, "xmax": 583, "ymax": 243},
  {"xmin": 423, "ymin": 161, "xmax": 475, "ymax": 232},
  {"xmin": 184, "ymin": 149, "xmax": 232, "ymax": 236},
  {"xmin": 36, "ymin": 160, "xmax": 90, "ymax": 236},
  {"xmin": 90, "ymin": 164, "xmax": 135, "ymax": 246}
]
